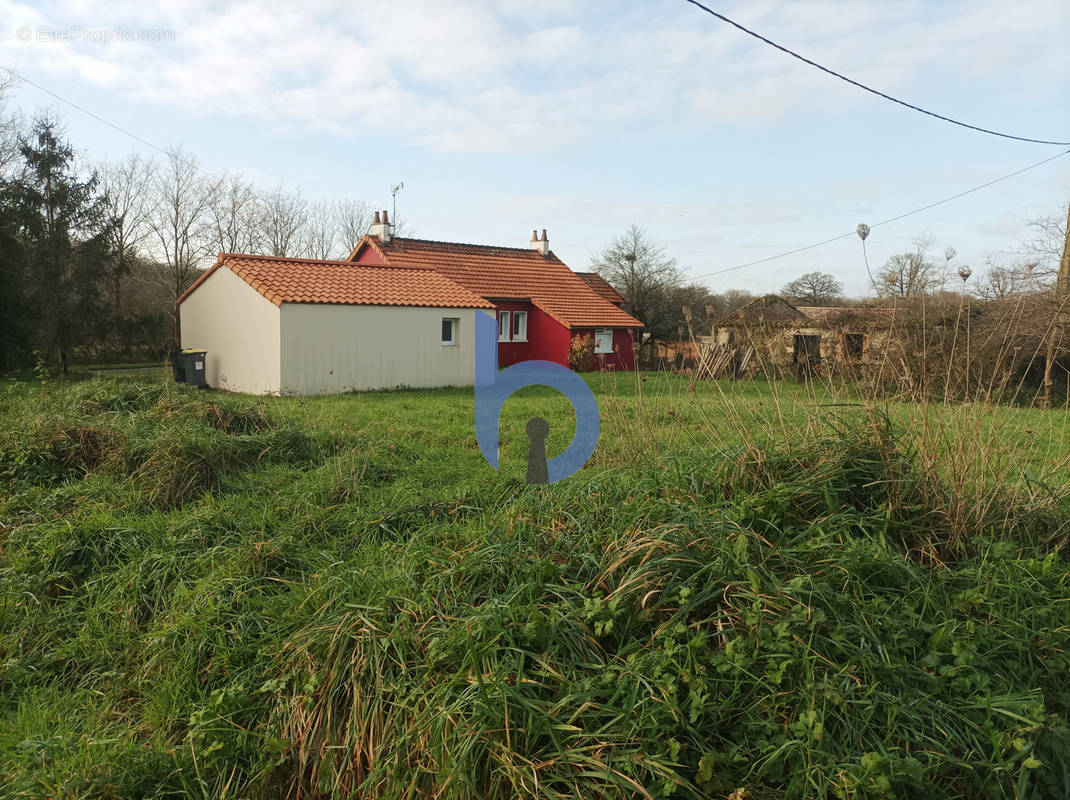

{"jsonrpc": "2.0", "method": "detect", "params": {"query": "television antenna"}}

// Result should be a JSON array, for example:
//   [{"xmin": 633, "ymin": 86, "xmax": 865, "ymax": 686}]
[{"xmin": 391, "ymin": 181, "xmax": 404, "ymax": 224}]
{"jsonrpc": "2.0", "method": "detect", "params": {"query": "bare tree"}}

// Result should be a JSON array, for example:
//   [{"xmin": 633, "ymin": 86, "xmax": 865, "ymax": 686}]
[
  {"xmin": 335, "ymin": 198, "xmax": 374, "ymax": 257},
  {"xmin": 977, "ymin": 258, "xmax": 1021, "ymax": 300},
  {"xmin": 389, "ymin": 214, "xmax": 411, "ymax": 238},
  {"xmin": 973, "ymin": 209, "xmax": 1066, "ymax": 300},
  {"xmin": 976, "ymin": 255, "xmax": 1048, "ymax": 300},
  {"xmin": 590, "ymin": 225, "xmax": 686, "ymax": 346},
  {"xmin": 593, "ymin": 223, "xmax": 681, "ymax": 308},
  {"xmin": 782, "ymin": 271, "xmax": 843, "ymax": 305},
  {"xmin": 99, "ymin": 153, "xmax": 154, "ymax": 313},
  {"xmin": 258, "ymin": 185, "xmax": 308, "ymax": 257},
  {"xmin": 877, "ymin": 233, "xmax": 955, "ymax": 297},
  {"xmin": 0, "ymin": 71, "xmax": 24, "ymax": 179},
  {"xmin": 712, "ymin": 289, "xmax": 755, "ymax": 317},
  {"xmin": 147, "ymin": 147, "xmax": 220, "ymax": 342},
  {"xmin": 1020, "ymin": 203, "xmax": 1068, "ymax": 284},
  {"xmin": 302, "ymin": 200, "xmax": 338, "ymax": 259},
  {"xmin": 209, "ymin": 172, "xmax": 262, "ymax": 255}
]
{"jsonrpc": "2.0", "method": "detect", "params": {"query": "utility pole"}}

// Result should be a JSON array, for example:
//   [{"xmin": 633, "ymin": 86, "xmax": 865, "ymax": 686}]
[
  {"xmin": 1043, "ymin": 202, "xmax": 1070, "ymax": 407},
  {"xmin": 1057, "ymin": 202, "xmax": 1070, "ymax": 299}
]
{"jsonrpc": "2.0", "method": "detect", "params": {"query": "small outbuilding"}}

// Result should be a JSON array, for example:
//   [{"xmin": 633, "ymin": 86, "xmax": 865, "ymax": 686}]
[
  {"xmin": 177, "ymin": 253, "xmax": 495, "ymax": 395},
  {"xmin": 702, "ymin": 295, "xmax": 890, "ymax": 379}
]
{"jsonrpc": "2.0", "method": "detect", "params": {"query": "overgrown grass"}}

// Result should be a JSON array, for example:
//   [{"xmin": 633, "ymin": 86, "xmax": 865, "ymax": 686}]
[{"xmin": 0, "ymin": 374, "xmax": 1067, "ymax": 799}]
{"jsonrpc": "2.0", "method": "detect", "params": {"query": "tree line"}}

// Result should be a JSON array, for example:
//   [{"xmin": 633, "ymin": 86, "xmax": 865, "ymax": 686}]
[
  {"xmin": 589, "ymin": 223, "xmax": 760, "ymax": 348},
  {"xmin": 590, "ymin": 210, "xmax": 1066, "ymax": 351},
  {"xmin": 2, "ymin": 79, "xmax": 1064, "ymax": 374},
  {"xmin": 0, "ymin": 103, "xmax": 391, "ymax": 373}
]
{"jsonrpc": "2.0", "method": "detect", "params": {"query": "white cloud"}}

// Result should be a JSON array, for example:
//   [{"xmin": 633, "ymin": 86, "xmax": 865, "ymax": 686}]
[{"xmin": 1, "ymin": 0, "xmax": 1066, "ymax": 152}]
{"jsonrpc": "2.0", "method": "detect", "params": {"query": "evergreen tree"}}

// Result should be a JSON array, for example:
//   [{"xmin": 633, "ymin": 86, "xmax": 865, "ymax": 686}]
[
  {"xmin": 0, "ymin": 116, "xmax": 114, "ymax": 374},
  {"xmin": 0, "ymin": 207, "xmax": 28, "ymax": 370}
]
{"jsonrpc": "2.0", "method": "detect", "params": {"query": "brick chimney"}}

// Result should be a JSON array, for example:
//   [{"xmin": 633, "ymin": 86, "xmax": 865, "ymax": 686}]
[
  {"xmin": 530, "ymin": 227, "xmax": 549, "ymax": 256},
  {"xmin": 370, "ymin": 209, "xmax": 392, "ymax": 242}
]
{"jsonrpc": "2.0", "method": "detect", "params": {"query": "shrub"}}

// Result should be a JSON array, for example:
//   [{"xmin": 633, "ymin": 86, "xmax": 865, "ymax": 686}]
[{"xmin": 569, "ymin": 333, "xmax": 595, "ymax": 372}]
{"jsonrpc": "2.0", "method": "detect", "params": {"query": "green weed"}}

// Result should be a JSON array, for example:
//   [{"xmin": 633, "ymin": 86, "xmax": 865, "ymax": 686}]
[{"xmin": 0, "ymin": 375, "xmax": 1066, "ymax": 799}]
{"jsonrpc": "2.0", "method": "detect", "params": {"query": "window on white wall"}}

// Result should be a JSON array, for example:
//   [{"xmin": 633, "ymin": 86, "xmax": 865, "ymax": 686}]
[
  {"xmin": 498, "ymin": 311, "xmax": 510, "ymax": 341},
  {"xmin": 512, "ymin": 311, "xmax": 528, "ymax": 341},
  {"xmin": 441, "ymin": 317, "xmax": 458, "ymax": 346},
  {"xmin": 595, "ymin": 329, "xmax": 613, "ymax": 354}
]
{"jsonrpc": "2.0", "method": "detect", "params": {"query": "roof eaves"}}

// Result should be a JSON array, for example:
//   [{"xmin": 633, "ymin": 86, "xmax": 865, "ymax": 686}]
[{"xmin": 279, "ymin": 298, "xmax": 496, "ymax": 310}]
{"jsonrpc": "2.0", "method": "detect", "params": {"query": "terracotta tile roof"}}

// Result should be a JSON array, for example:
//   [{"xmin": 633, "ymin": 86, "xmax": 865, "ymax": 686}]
[
  {"xmin": 177, "ymin": 253, "xmax": 495, "ymax": 309},
  {"xmin": 352, "ymin": 236, "xmax": 643, "ymax": 329},
  {"xmin": 574, "ymin": 271, "xmax": 626, "ymax": 305}
]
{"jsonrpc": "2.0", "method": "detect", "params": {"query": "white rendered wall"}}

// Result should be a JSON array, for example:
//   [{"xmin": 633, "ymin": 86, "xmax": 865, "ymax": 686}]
[
  {"xmin": 179, "ymin": 266, "xmax": 282, "ymax": 394},
  {"xmin": 280, "ymin": 304, "xmax": 492, "ymax": 394}
]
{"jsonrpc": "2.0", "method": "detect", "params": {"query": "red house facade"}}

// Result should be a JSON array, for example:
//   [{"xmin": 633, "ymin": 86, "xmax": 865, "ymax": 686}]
[{"xmin": 348, "ymin": 218, "xmax": 643, "ymax": 370}]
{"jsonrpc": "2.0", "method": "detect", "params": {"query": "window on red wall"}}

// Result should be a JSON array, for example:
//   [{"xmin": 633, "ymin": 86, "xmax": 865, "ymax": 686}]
[
  {"xmin": 595, "ymin": 329, "xmax": 613, "ymax": 354},
  {"xmin": 512, "ymin": 311, "xmax": 528, "ymax": 341},
  {"xmin": 498, "ymin": 311, "xmax": 510, "ymax": 341}
]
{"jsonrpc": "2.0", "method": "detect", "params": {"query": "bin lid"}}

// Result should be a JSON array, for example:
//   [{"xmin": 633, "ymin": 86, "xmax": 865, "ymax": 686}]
[{"xmin": 181, "ymin": 349, "xmax": 207, "ymax": 354}]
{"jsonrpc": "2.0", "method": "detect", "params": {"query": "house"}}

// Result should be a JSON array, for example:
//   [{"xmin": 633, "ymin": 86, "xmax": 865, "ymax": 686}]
[
  {"xmin": 177, "ymin": 253, "xmax": 495, "ymax": 395},
  {"xmin": 703, "ymin": 295, "xmax": 885, "ymax": 379},
  {"xmin": 697, "ymin": 293, "xmax": 1058, "ymax": 399},
  {"xmin": 348, "ymin": 215, "xmax": 643, "ymax": 370},
  {"xmin": 177, "ymin": 214, "xmax": 643, "ymax": 395}
]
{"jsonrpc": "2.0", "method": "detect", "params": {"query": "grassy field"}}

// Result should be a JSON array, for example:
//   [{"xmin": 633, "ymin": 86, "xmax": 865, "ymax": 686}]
[{"xmin": 0, "ymin": 372, "xmax": 1068, "ymax": 799}]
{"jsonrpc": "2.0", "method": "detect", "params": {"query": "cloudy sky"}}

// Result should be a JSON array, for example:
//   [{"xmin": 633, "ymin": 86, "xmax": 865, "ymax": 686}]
[{"xmin": 2, "ymin": 0, "xmax": 1068, "ymax": 296}]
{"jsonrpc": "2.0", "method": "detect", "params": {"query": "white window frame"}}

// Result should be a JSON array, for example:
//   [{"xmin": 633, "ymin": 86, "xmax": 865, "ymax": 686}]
[
  {"xmin": 512, "ymin": 311, "xmax": 528, "ymax": 342},
  {"xmin": 441, "ymin": 317, "xmax": 459, "ymax": 346},
  {"xmin": 498, "ymin": 311, "xmax": 511, "ymax": 342},
  {"xmin": 594, "ymin": 328, "xmax": 614, "ymax": 354}
]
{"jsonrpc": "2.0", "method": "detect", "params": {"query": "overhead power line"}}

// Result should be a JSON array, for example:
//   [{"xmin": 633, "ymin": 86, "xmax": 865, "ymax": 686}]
[
  {"xmin": 6, "ymin": 67, "xmax": 1067, "ymax": 282},
  {"xmin": 3, "ymin": 67, "xmax": 169, "ymax": 156},
  {"xmin": 693, "ymin": 148, "xmax": 1070, "ymax": 280},
  {"xmin": 682, "ymin": 0, "xmax": 1070, "ymax": 147}
]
